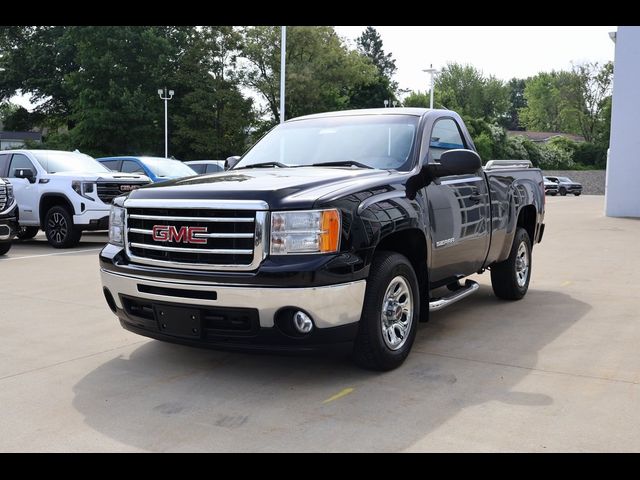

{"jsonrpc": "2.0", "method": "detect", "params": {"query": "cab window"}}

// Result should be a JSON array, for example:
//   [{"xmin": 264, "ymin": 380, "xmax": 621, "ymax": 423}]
[
  {"xmin": 8, "ymin": 154, "xmax": 36, "ymax": 177},
  {"xmin": 428, "ymin": 118, "xmax": 466, "ymax": 161}
]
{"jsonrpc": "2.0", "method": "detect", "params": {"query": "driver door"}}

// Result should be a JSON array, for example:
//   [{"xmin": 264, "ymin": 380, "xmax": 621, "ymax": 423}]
[
  {"xmin": 424, "ymin": 118, "xmax": 490, "ymax": 282},
  {"xmin": 7, "ymin": 153, "xmax": 40, "ymax": 224}
]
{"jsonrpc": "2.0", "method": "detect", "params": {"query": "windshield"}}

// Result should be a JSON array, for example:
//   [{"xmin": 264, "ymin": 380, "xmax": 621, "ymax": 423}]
[
  {"xmin": 558, "ymin": 177, "xmax": 572, "ymax": 182},
  {"xmin": 32, "ymin": 151, "xmax": 110, "ymax": 174},
  {"xmin": 236, "ymin": 115, "xmax": 419, "ymax": 171},
  {"xmin": 140, "ymin": 157, "xmax": 196, "ymax": 177}
]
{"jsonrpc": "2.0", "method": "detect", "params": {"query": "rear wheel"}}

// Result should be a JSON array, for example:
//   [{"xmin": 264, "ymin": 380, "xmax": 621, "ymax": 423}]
[
  {"xmin": 0, "ymin": 242, "xmax": 11, "ymax": 256},
  {"xmin": 490, "ymin": 227, "xmax": 532, "ymax": 300},
  {"xmin": 559, "ymin": 187, "xmax": 567, "ymax": 196},
  {"xmin": 353, "ymin": 251, "xmax": 419, "ymax": 371},
  {"xmin": 44, "ymin": 206, "xmax": 82, "ymax": 248},
  {"xmin": 16, "ymin": 226, "xmax": 39, "ymax": 240},
  {"xmin": 574, "ymin": 192, "xmax": 581, "ymax": 196}
]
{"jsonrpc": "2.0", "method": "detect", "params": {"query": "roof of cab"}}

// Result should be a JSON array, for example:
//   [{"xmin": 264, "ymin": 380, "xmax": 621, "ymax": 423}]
[{"xmin": 288, "ymin": 107, "xmax": 449, "ymax": 122}]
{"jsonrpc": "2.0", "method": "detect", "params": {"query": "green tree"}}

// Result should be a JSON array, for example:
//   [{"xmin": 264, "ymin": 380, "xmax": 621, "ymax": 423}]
[
  {"xmin": 434, "ymin": 63, "xmax": 509, "ymax": 121},
  {"xmin": 566, "ymin": 62, "xmax": 613, "ymax": 142},
  {"xmin": 348, "ymin": 26, "xmax": 398, "ymax": 109},
  {"xmin": 1, "ymin": 26, "xmax": 255, "ymax": 158},
  {"xmin": 402, "ymin": 91, "xmax": 429, "ymax": 108},
  {"xmin": 240, "ymin": 26, "xmax": 377, "ymax": 123},
  {"xmin": 506, "ymin": 78, "xmax": 526, "ymax": 130},
  {"xmin": 0, "ymin": 26, "xmax": 77, "ymax": 128}
]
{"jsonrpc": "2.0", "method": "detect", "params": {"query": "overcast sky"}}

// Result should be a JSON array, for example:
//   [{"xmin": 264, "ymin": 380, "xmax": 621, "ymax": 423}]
[
  {"xmin": 10, "ymin": 26, "xmax": 617, "ymax": 110},
  {"xmin": 334, "ymin": 26, "xmax": 617, "ymax": 96}
]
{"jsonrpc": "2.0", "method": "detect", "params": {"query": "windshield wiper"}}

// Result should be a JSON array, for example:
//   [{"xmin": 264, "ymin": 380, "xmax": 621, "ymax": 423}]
[
  {"xmin": 235, "ymin": 161, "xmax": 289, "ymax": 169},
  {"xmin": 309, "ymin": 160, "xmax": 374, "ymax": 169}
]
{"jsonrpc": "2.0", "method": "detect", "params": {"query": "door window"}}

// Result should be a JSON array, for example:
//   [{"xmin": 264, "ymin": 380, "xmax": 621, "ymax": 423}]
[
  {"xmin": 8, "ymin": 154, "xmax": 36, "ymax": 177},
  {"xmin": 429, "ymin": 118, "xmax": 466, "ymax": 161}
]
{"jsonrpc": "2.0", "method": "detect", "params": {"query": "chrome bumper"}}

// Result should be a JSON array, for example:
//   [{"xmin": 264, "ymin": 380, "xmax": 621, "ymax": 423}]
[{"xmin": 100, "ymin": 269, "xmax": 366, "ymax": 329}]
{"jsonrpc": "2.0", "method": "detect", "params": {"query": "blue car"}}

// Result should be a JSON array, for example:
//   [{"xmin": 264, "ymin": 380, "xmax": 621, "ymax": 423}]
[{"xmin": 97, "ymin": 156, "xmax": 196, "ymax": 182}]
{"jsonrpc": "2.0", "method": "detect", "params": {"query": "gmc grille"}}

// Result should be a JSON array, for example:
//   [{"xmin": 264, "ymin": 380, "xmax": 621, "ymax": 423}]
[
  {"xmin": 97, "ymin": 181, "xmax": 147, "ymax": 204},
  {"xmin": 0, "ymin": 184, "xmax": 6, "ymax": 211},
  {"xmin": 124, "ymin": 199, "xmax": 268, "ymax": 271}
]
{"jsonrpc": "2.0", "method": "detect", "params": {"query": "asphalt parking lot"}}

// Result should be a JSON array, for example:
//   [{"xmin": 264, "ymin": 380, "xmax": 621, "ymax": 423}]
[{"xmin": 1, "ymin": 195, "xmax": 639, "ymax": 452}]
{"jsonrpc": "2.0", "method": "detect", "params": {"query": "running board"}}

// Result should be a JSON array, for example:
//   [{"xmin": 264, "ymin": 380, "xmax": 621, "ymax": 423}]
[{"xmin": 429, "ymin": 280, "xmax": 479, "ymax": 312}]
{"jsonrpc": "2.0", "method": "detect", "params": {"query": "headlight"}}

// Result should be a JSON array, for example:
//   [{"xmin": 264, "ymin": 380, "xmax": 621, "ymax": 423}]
[
  {"xmin": 5, "ymin": 183, "xmax": 14, "ymax": 204},
  {"xmin": 72, "ymin": 181, "xmax": 95, "ymax": 200},
  {"xmin": 270, "ymin": 209, "xmax": 340, "ymax": 255},
  {"xmin": 109, "ymin": 205, "xmax": 125, "ymax": 246}
]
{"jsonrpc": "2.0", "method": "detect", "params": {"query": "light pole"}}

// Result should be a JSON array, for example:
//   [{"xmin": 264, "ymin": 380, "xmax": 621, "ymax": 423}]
[
  {"xmin": 422, "ymin": 64, "xmax": 440, "ymax": 109},
  {"xmin": 157, "ymin": 87, "xmax": 174, "ymax": 158},
  {"xmin": 280, "ymin": 26, "xmax": 286, "ymax": 124}
]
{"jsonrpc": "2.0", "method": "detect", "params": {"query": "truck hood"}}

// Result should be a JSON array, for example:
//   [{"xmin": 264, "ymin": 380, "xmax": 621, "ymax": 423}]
[
  {"xmin": 48, "ymin": 171, "xmax": 150, "ymax": 182},
  {"xmin": 125, "ymin": 167, "xmax": 404, "ymax": 209}
]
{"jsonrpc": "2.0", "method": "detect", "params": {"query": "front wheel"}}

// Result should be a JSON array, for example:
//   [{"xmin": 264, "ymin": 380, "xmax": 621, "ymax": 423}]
[
  {"xmin": 353, "ymin": 251, "xmax": 420, "ymax": 371},
  {"xmin": 574, "ymin": 192, "xmax": 581, "ymax": 196},
  {"xmin": 44, "ymin": 206, "xmax": 82, "ymax": 248},
  {"xmin": 490, "ymin": 227, "xmax": 532, "ymax": 300},
  {"xmin": 559, "ymin": 188, "xmax": 567, "ymax": 196},
  {"xmin": 0, "ymin": 242, "xmax": 11, "ymax": 256}
]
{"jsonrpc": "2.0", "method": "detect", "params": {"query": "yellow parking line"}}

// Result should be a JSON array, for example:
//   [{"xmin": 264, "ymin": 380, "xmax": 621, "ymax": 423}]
[
  {"xmin": 323, "ymin": 387, "xmax": 355, "ymax": 404},
  {"xmin": 560, "ymin": 281, "xmax": 572, "ymax": 287},
  {"xmin": 2, "ymin": 248, "xmax": 102, "ymax": 261}
]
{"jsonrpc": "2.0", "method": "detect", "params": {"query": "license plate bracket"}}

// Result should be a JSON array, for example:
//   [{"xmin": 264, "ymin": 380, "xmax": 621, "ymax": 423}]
[{"xmin": 154, "ymin": 304, "xmax": 202, "ymax": 338}]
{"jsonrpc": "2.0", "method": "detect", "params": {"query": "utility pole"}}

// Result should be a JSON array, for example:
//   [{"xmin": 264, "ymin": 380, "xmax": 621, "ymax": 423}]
[
  {"xmin": 157, "ymin": 87, "xmax": 174, "ymax": 158},
  {"xmin": 422, "ymin": 65, "xmax": 439, "ymax": 109},
  {"xmin": 280, "ymin": 26, "xmax": 286, "ymax": 124}
]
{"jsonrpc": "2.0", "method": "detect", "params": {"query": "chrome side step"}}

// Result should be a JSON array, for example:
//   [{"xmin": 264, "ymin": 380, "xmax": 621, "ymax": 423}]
[{"xmin": 429, "ymin": 280, "xmax": 479, "ymax": 312}]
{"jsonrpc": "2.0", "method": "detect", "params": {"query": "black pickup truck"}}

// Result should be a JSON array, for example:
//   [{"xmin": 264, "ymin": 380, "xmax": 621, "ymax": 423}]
[
  {"xmin": 100, "ymin": 108, "xmax": 545, "ymax": 370},
  {"xmin": 0, "ymin": 177, "xmax": 18, "ymax": 255}
]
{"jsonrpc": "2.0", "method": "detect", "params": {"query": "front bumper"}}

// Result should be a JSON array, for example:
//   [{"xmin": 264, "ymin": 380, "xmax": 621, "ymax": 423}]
[
  {"xmin": 73, "ymin": 209, "xmax": 110, "ymax": 229},
  {"xmin": 0, "ymin": 201, "xmax": 18, "ymax": 241},
  {"xmin": 100, "ymin": 268, "xmax": 366, "ymax": 350}
]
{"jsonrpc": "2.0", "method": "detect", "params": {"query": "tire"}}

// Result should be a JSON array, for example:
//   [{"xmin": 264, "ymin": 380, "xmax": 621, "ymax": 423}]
[
  {"xmin": 549, "ymin": 192, "xmax": 557, "ymax": 196},
  {"xmin": 44, "ymin": 206, "xmax": 82, "ymax": 248},
  {"xmin": 0, "ymin": 242, "xmax": 11, "ymax": 256},
  {"xmin": 574, "ymin": 192, "xmax": 581, "ymax": 196},
  {"xmin": 16, "ymin": 226, "xmax": 39, "ymax": 240},
  {"xmin": 353, "ymin": 251, "xmax": 420, "ymax": 371},
  {"xmin": 559, "ymin": 188, "xmax": 567, "ymax": 196},
  {"xmin": 490, "ymin": 227, "xmax": 532, "ymax": 300}
]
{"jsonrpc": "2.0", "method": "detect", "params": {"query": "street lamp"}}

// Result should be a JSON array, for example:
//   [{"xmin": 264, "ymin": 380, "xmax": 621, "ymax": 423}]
[
  {"xmin": 158, "ymin": 87, "xmax": 174, "ymax": 158},
  {"xmin": 422, "ymin": 64, "xmax": 440, "ymax": 109}
]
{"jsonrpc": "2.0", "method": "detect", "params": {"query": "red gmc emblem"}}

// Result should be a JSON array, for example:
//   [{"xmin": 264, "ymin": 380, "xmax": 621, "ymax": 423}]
[{"xmin": 152, "ymin": 225, "xmax": 207, "ymax": 244}]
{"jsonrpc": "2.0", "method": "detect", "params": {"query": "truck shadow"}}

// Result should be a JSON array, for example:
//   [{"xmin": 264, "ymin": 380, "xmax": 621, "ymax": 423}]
[{"xmin": 72, "ymin": 286, "xmax": 590, "ymax": 451}]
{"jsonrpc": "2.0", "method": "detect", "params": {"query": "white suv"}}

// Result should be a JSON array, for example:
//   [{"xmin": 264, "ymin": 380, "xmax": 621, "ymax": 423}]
[{"xmin": 0, "ymin": 150, "xmax": 150, "ymax": 248}]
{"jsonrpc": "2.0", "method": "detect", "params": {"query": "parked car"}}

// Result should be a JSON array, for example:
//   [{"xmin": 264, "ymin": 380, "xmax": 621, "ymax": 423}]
[
  {"xmin": 97, "ymin": 156, "xmax": 196, "ymax": 182},
  {"xmin": 100, "ymin": 107, "xmax": 545, "ymax": 371},
  {"xmin": 543, "ymin": 176, "xmax": 559, "ymax": 196},
  {"xmin": 185, "ymin": 160, "xmax": 226, "ymax": 174},
  {"xmin": 0, "ymin": 150, "xmax": 150, "ymax": 248},
  {"xmin": 545, "ymin": 176, "xmax": 582, "ymax": 196},
  {"xmin": 0, "ymin": 177, "xmax": 18, "ymax": 255}
]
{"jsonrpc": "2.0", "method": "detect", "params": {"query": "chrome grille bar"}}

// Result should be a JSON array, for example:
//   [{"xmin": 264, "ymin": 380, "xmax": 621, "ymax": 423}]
[
  {"xmin": 129, "ymin": 228, "xmax": 254, "ymax": 239},
  {"xmin": 130, "ymin": 242, "xmax": 253, "ymax": 255},
  {"xmin": 128, "ymin": 214, "xmax": 254, "ymax": 223}
]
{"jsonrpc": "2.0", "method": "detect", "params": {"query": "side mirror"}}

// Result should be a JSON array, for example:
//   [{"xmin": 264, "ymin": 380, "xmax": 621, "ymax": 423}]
[
  {"xmin": 406, "ymin": 149, "xmax": 481, "ymax": 200},
  {"xmin": 225, "ymin": 156, "xmax": 241, "ymax": 170},
  {"xmin": 14, "ymin": 168, "xmax": 36, "ymax": 183},
  {"xmin": 429, "ymin": 149, "xmax": 482, "ymax": 178}
]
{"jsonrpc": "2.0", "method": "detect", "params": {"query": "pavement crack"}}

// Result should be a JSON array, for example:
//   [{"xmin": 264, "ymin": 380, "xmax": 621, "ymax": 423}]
[
  {"xmin": 0, "ymin": 341, "xmax": 147, "ymax": 382},
  {"xmin": 411, "ymin": 349, "xmax": 640, "ymax": 386}
]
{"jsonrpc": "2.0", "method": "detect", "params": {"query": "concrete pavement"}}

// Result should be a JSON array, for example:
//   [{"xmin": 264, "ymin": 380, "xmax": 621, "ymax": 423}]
[{"xmin": 0, "ymin": 196, "xmax": 639, "ymax": 452}]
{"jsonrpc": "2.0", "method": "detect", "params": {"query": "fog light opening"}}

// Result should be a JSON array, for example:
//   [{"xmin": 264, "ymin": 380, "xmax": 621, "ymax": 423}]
[
  {"xmin": 293, "ymin": 310, "xmax": 314, "ymax": 334},
  {"xmin": 103, "ymin": 287, "xmax": 117, "ymax": 314}
]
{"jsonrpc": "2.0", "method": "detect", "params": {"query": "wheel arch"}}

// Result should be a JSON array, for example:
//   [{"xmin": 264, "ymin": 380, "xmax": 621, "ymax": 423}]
[
  {"xmin": 373, "ymin": 228, "xmax": 428, "ymax": 313},
  {"xmin": 39, "ymin": 193, "xmax": 75, "ymax": 229}
]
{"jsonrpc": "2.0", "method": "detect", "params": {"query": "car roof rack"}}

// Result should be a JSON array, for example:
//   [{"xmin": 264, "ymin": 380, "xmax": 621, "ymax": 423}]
[{"xmin": 484, "ymin": 160, "xmax": 533, "ymax": 170}]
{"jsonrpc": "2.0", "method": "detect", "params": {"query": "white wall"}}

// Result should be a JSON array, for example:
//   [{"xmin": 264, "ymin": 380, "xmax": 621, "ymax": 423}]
[{"xmin": 605, "ymin": 26, "xmax": 640, "ymax": 217}]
